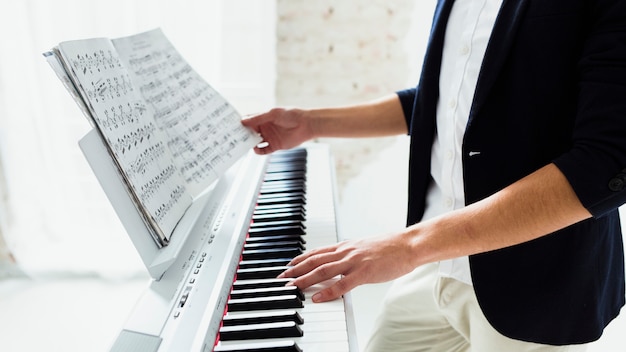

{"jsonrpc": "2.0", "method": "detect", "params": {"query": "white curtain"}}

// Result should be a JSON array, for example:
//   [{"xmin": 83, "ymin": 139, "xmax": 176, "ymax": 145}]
[{"xmin": 0, "ymin": 0, "xmax": 275, "ymax": 277}]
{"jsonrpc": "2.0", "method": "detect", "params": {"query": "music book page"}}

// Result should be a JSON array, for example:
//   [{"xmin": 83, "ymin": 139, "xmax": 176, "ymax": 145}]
[
  {"xmin": 112, "ymin": 29, "xmax": 260, "ymax": 196},
  {"xmin": 48, "ymin": 29, "xmax": 261, "ymax": 247}
]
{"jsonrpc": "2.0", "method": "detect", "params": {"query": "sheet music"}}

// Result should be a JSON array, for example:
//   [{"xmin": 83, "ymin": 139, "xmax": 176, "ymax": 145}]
[
  {"xmin": 112, "ymin": 29, "xmax": 262, "ymax": 197},
  {"xmin": 57, "ymin": 38, "xmax": 193, "ymax": 244}
]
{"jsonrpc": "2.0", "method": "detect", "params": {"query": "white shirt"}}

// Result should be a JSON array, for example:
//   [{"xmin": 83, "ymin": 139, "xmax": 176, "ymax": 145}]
[{"xmin": 421, "ymin": 0, "xmax": 504, "ymax": 285}]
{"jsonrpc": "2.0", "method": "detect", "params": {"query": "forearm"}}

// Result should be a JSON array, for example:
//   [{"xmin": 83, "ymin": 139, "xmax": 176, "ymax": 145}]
[
  {"xmin": 407, "ymin": 163, "xmax": 593, "ymax": 267},
  {"xmin": 307, "ymin": 93, "xmax": 408, "ymax": 138}
]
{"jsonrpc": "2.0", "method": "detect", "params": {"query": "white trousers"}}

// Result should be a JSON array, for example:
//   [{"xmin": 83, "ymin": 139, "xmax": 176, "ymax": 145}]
[{"xmin": 364, "ymin": 263, "xmax": 588, "ymax": 352}]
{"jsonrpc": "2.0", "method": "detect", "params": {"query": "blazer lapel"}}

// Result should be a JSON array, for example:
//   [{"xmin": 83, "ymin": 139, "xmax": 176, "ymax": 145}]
[{"xmin": 469, "ymin": 0, "xmax": 530, "ymax": 122}]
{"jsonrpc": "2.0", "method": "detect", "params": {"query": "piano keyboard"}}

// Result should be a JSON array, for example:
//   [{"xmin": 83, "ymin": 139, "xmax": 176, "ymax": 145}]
[{"xmin": 213, "ymin": 147, "xmax": 356, "ymax": 352}]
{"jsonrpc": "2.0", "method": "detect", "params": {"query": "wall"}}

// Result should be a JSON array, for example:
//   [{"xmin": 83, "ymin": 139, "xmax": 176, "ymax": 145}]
[{"xmin": 275, "ymin": 0, "xmax": 435, "ymax": 192}]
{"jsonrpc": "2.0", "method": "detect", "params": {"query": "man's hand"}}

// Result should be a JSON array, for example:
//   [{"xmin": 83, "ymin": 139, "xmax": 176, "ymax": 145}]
[
  {"xmin": 242, "ymin": 108, "xmax": 315, "ymax": 155},
  {"xmin": 278, "ymin": 233, "xmax": 420, "ymax": 303}
]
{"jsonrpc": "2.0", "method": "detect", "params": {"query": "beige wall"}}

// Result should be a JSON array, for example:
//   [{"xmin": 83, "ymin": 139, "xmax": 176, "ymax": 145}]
[{"xmin": 275, "ymin": 0, "xmax": 438, "ymax": 198}]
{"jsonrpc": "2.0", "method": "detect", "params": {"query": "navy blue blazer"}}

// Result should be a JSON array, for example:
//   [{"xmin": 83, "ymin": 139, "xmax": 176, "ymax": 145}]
[{"xmin": 397, "ymin": 0, "xmax": 626, "ymax": 345}]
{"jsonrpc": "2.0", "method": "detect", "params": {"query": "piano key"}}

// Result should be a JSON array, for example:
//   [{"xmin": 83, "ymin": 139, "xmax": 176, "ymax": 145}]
[
  {"xmin": 257, "ymin": 191, "xmax": 305, "ymax": 200},
  {"xmin": 253, "ymin": 206, "xmax": 305, "ymax": 216},
  {"xmin": 222, "ymin": 310, "xmax": 304, "ymax": 326},
  {"xmin": 263, "ymin": 172, "xmax": 306, "ymax": 182},
  {"xmin": 213, "ymin": 340, "xmax": 303, "ymax": 352},
  {"xmin": 227, "ymin": 295, "xmax": 303, "ymax": 312},
  {"xmin": 248, "ymin": 225, "xmax": 305, "ymax": 237},
  {"xmin": 232, "ymin": 278, "xmax": 294, "ymax": 290},
  {"xmin": 252, "ymin": 212, "xmax": 305, "ymax": 222},
  {"xmin": 230, "ymin": 286, "xmax": 305, "ymax": 301},
  {"xmin": 256, "ymin": 196, "xmax": 306, "ymax": 206},
  {"xmin": 238, "ymin": 258, "xmax": 293, "ymax": 269},
  {"xmin": 216, "ymin": 331, "xmax": 350, "ymax": 351},
  {"xmin": 244, "ymin": 241, "xmax": 305, "ymax": 251},
  {"xmin": 249, "ymin": 220, "xmax": 305, "ymax": 229},
  {"xmin": 253, "ymin": 202, "xmax": 305, "ymax": 212},
  {"xmin": 260, "ymin": 182, "xmax": 306, "ymax": 193},
  {"xmin": 242, "ymin": 247, "xmax": 303, "ymax": 261},
  {"xmin": 236, "ymin": 266, "xmax": 291, "ymax": 280},
  {"xmin": 219, "ymin": 321, "xmax": 303, "ymax": 341},
  {"xmin": 245, "ymin": 235, "xmax": 305, "ymax": 245}
]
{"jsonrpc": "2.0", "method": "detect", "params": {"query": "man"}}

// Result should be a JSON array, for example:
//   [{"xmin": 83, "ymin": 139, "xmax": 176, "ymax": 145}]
[{"xmin": 242, "ymin": 0, "xmax": 626, "ymax": 350}]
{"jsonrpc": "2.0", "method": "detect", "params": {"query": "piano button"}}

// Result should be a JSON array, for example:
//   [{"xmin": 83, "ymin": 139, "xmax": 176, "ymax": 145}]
[
  {"xmin": 238, "ymin": 258, "xmax": 292, "ymax": 269},
  {"xmin": 236, "ymin": 266, "xmax": 291, "ymax": 280},
  {"xmin": 245, "ymin": 235, "xmax": 305, "ymax": 245},
  {"xmin": 227, "ymin": 295, "xmax": 303, "ymax": 312},
  {"xmin": 233, "ymin": 278, "xmax": 293, "ymax": 290},
  {"xmin": 242, "ymin": 247, "xmax": 303, "ymax": 260},
  {"xmin": 230, "ymin": 285, "xmax": 305, "ymax": 301},
  {"xmin": 244, "ymin": 241, "xmax": 305, "ymax": 251},
  {"xmin": 222, "ymin": 310, "xmax": 304, "ymax": 326},
  {"xmin": 214, "ymin": 339, "xmax": 303, "ymax": 352},
  {"xmin": 219, "ymin": 321, "xmax": 304, "ymax": 341}
]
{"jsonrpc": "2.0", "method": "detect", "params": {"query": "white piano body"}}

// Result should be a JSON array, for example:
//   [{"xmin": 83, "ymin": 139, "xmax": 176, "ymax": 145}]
[{"xmin": 79, "ymin": 129, "xmax": 358, "ymax": 352}]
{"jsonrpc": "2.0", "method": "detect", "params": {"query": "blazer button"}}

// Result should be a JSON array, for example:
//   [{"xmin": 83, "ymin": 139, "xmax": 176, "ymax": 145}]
[{"xmin": 609, "ymin": 171, "xmax": 626, "ymax": 192}]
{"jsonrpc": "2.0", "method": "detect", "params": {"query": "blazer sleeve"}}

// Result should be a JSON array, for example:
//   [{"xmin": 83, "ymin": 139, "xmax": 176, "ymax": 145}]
[
  {"xmin": 552, "ymin": 0, "xmax": 626, "ymax": 217},
  {"xmin": 396, "ymin": 88, "xmax": 417, "ymax": 135}
]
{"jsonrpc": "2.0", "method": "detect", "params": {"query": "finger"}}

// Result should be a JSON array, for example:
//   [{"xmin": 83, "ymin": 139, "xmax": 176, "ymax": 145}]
[
  {"xmin": 285, "ymin": 255, "xmax": 348, "ymax": 289},
  {"xmin": 288, "ymin": 244, "xmax": 340, "ymax": 266},
  {"xmin": 241, "ymin": 111, "xmax": 277, "ymax": 129},
  {"xmin": 310, "ymin": 275, "xmax": 358, "ymax": 303},
  {"xmin": 253, "ymin": 141, "xmax": 272, "ymax": 155}
]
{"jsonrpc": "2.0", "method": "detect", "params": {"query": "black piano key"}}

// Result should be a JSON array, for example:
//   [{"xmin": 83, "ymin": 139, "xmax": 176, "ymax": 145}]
[
  {"xmin": 253, "ymin": 203, "xmax": 305, "ymax": 212},
  {"xmin": 227, "ymin": 295, "xmax": 303, "ymax": 312},
  {"xmin": 256, "ymin": 196, "xmax": 306, "ymax": 206},
  {"xmin": 258, "ymin": 191, "xmax": 305, "ymax": 200},
  {"xmin": 230, "ymin": 285, "xmax": 304, "ymax": 300},
  {"xmin": 266, "ymin": 158, "xmax": 307, "ymax": 173},
  {"xmin": 264, "ymin": 172, "xmax": 306, "ymax": 182},
  {"xmin": 250, "ymin": 220, "xmax": 304, "ymax": 229},
  {"xmin": 269, "ymin": 151, "xmax": 307, "ymax": 161},
  {"xmin": 244, "ymin": 241, "xmax": 305, "ymax": 251},
  {"xmin": 242, "ymin": 247, "xmax": 303, "ymax": 261},
  {"xmin": 261, "ymin": 184, "xmax": 305, "ymax": 194},
  {"xmin": 238, "ymin": 258, "xmax": 292, "ymax": 269},
  {"xmin": 233, "ymin": 278, "xmax": 294, "ymax": 290},
  {"xmin": 260, "ymin": 185, "xmax": 306, "ymax": 195},
  {"xmin": 220, "ymin": 321, "xmax": 303, "ymax": 341},
  {"xmin": 253, "ymin": 207, "xmax": 305, "ymax": 217},
  {"xmin": 245, "ymin": 235, "xmax": 305, "ymax": 245},
  {"xmin": 222, "ymin": 310, "xmax": 304, "ymax": 327},
  {"xmin": 252, "ymin": 212, "xmax": 305, "ymax": 222},
  {"xmin": 236, "ymin": 266, "xmax": 291, "ymax": 280},
  {"xmin": 268, "ymin": 156, "xmax": 306, "ymax": 163},
  {"xmin": 214, "ymin": 340, "xmax": 303, "ymax": 352},
  {"xmin": 248, "ymin": 225, "xmax": 305, "ymax": 237}
]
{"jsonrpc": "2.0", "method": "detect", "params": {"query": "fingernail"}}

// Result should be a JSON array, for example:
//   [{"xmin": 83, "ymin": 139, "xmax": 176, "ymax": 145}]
[{"xmin": 312, "ymin": 292, "xmax": 322, "ymax": 302}]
